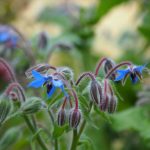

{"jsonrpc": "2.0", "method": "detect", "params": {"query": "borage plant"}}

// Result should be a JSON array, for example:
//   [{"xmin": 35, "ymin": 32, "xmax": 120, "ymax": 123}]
[{"xmin": 0, "ymin": 57, "xmax": 149, "ymax": 150}]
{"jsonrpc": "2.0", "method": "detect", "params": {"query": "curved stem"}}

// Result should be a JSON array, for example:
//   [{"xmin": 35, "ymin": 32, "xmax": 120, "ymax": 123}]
[
  {"xmin": 71, "ymin": 89, "xmax": 78, "ymax": 110},
  {"xmin": 0, "ymin": 58, "xmax": 16, "ymax": 82},
  {"xmin": 4, "ymin": 82, "xmax": 48, "ymax": 150},
  {"xmin": 10, "ymin": 25, "xmax": 36, "ymax": 65},
  {"xmin": 105, "ymin": 61, "xmax": 132, "ymax": 79},
  {"xmin": 95, "ymin": 57, "xmax": 107, "ymax": 76},
  {"xmin": 76, "ymin": 72, "xmax": 95, "ymax": 86}
]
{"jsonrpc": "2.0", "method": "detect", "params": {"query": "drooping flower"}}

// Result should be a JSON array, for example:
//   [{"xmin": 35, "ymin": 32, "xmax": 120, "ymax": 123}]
[
  {"xmin": 28, "ymin": 70, "xmax": 67, "ymax": 98},
  {"xmin": 0, "ymin": 25, "xmax": 20, "ymax": 48},
  {"xmin": 114, "ymin": 64, "xmax": 147, "ymax": 85}
]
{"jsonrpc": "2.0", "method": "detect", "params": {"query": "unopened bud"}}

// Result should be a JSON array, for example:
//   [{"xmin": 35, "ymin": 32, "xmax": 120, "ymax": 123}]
[
  {"xmin": 20, "ymin": 97, "xmax": 43, "ymax": 114},
  {"xmin": 100, "ymin": 79, "xmax": 115, "ymax": 112},
  {"xmin": 57, "ymin": 67, "xmax": 74, "ymax": 81},
  {"xmin": 90, "ymin": 80, "xmax": 102, "ymax": 105},
  {"xmin": 100, "ymin": 94, "xmax": 110, "ymax": 111},
  {"xmin": 69, "ymin": 109, "xmax": 81, "ymax": 128},
  {"xmin": 25, "ymin": 64, "xmax": 51, "ymax": 78},
  {"xmin": 107, "ymin": 96, "xmax": 117, "ymax": 113},
  {"xmin": 9, "ymin": 91, "xmax": 18, "ymax": 101},
  {"xmin": 37, "ymin": 32, "xmax": 48, "ymax": 49},
  {"xmin": 0, "ymin": 95, "xmax": 11, "ymax": 124},
  {"xmin": 104, "ymin": 58, "xmax": 116, "ymax": 80},
  {"xmin": 57, "ymin": 109, "xmax": 66, "ymax": 126}
]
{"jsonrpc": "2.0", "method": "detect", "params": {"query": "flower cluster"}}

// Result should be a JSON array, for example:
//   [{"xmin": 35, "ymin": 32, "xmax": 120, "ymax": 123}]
[
  {"xmin": 26, "ymin": 65, "xmax": 81, "ymax": 128},
  {"xmin": 26, "ymin": 57, "xmax": 148, "ymax": 128}
]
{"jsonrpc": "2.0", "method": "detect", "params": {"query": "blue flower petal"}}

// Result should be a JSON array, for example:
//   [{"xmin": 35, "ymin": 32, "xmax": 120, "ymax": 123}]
[
  {"xmin": 59, "ymin": 85, "xmax": 68, "ymax": 97},
  {"xmin": 52, "ymin": 79, "xmax": 63, "ymax": 87},
  {"xmin": 0, "ymin": 32, "xmax": 10, "ymax": 42},
  {"xmin": 114, "ymin": 69, "xmax": 129, "ymax": 81},
  {"xmin": 28, "ymin": 79, "xmax": 45, "ymax": 88},
  {"xmin": 133, "ymin": 64, "xmax": 146, "ymax": 74},
  {"xmin": 32, "ymin": 70, "xmax": 44, "ymax": 79},
  {"xmin": 47, "ymin": 86, "xmax": 56, "ymax": 98}
]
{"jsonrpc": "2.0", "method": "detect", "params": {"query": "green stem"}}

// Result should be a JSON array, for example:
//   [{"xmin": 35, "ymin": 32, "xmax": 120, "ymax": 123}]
[
  {"xmin": 23, "ymin": 115, "xmax": 48, "ymax": 150},
  {"xmin": 70, "ymin": 130, "xmax": 78, "ymax": 150},
  {"xmin": 48, "ymin": 109, "xmax": 59, "ymax": 150}
]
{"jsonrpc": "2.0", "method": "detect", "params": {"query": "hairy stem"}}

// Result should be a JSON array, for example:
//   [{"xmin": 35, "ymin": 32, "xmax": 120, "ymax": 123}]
[
  {"xmin": 5, "ymin": 82, "xmax": 48, "ymax": 150},
  {"xmin": 105, "ymin": 61, "xmax": 132, "ymax": 79},
  {"xmin": 70, "ymin": 102, "xmax": 93, "ymax": 150},
  {"xmin": 95, "ymin": 57, "xmax": 108, "ymax": 76},
  {"xmin": 23, "ymin": 115, "xmax": 48, "ymax": 150},
  {"xmin": 47, "ymin": 109, "xmax": 58, "ymax": 150},
  {"xmin": 76, "ymin": 72, "xmax": 95, "ymax": 85}
]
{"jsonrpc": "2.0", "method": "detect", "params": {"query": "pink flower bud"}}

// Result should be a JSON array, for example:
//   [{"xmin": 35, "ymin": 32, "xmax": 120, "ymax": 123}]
[
  {"xmin": 69, "ymin": 109, "xmax": 81, "ymax": 128},
  {"xmin": 90, "ymin": 80, "xmax": 102, "ymax": 105},
  {"xmin": 57, "ymin": 109, "xmax": 66, "ymax": 126},
  {"xmin": 108, "ymin": 96, "xmax": 117, "ymax": 113},
  {"xmin": 103, "ymin": 58, "xmax": 116, "ymax": 80}
]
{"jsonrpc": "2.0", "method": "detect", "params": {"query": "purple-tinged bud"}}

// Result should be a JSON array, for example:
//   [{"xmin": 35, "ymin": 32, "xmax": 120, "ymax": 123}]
[
  {"xmin": 107, "ymin": 96, "xmax": 117, "ymax": 113},
  {"xmin": 100, "ymin": 79, "xmax": 115, "ymax": 112},
  {"xmin": 37, "ymin": 32, "xmax": 48, "ymax": 49},
  {"xmin": 90, "ymin": 80, "xmax": 102, "ymax": 105},
  {"xmin": 100, "ymin": 94, "xmax": 110, "ymax": 111},
  {"xmin": 9, "ymin": 91, "xmax": 18, "ymax": 102},
  {"xmin": 103, "ymin": 58, "xmax": 116, "ymax": 80},
  {"xmin": 69, "ymin": 109, "xmax": 81, "ymax": 128},
  {"xmin": 57, "ymin": 109, "xmax": 66, "ymax": 126},
  {"xmin": 25, "ymin": 64, "xmax": 56, "ymax": 78}
]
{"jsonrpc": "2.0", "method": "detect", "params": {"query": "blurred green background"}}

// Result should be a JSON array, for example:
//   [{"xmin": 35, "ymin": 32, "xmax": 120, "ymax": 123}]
[{"xmin": 0, "ymin": 0, "xmax": 150, "ymax": 150}]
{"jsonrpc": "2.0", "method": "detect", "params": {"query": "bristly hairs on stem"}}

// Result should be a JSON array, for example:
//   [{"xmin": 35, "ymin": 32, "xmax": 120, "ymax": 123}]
[
  {"xmin": 105, "ymin": 61, "xmax": 132, "ymax": 79},
  {"xmin": 95, "ymin": 57, "xmax": 108, "ymax": 76},
  {"xmin": 76, "ymin": 72, "xmax": 95, "ymax": 86}
]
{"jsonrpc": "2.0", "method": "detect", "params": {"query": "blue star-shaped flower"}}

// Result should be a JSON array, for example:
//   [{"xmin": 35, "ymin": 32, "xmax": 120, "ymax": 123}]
[
  {"xmin": 28, "ymin": 70, "xmax": 67, "ymax": 98},
  {"xmin": 114, "ymin": 64, "xmax": 146, "ymax": 85},
  {"xmin": 0, "ymin": 25, "xmax": 19, "ymax": 48}
]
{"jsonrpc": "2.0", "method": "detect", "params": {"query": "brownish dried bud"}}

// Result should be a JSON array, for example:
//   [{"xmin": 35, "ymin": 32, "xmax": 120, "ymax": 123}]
[
  {"xmin": 104, "ymin": 58, "xmax": 116, "ymax": 80},
  {"xmin": 57, "ymin": 109, "xmax": 66, "ymax": 126},
  {"xmin": 90, "ymin": 80, "xmax": 102, "ymax": 105},
  {"xmin": 69, "ymin": 109, "xmax": 81, "ymax": 128}
]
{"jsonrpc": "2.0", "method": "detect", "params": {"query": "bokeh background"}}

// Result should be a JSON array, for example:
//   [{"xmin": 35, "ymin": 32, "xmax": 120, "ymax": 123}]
[{"xmin": 0, "ymin": 0, "xmax": 150, "ymax": 150}]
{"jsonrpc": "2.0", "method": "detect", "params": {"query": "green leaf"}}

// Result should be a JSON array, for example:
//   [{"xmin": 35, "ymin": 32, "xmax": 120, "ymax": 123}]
[
  {"xmin": 79, "ymin": 135, "xmax": 95, "ymax": 150},
  {"xmin": 52, "ymin": 124, "xmax": 68, "ymax": 138},
  {"xmin": 94, "ymin": 105, "xmax": 112, "ymax": 124},
  {"xmin": 0, "ymin": 127, "xmax": 21, "ymax": 150},
  {"xmin": 111, "ymin": 105, "xmax": 150, "ymax": 140},
  {"xmin": 138, "ymin": 11, "xmax": 150, "ymax": 40}
]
